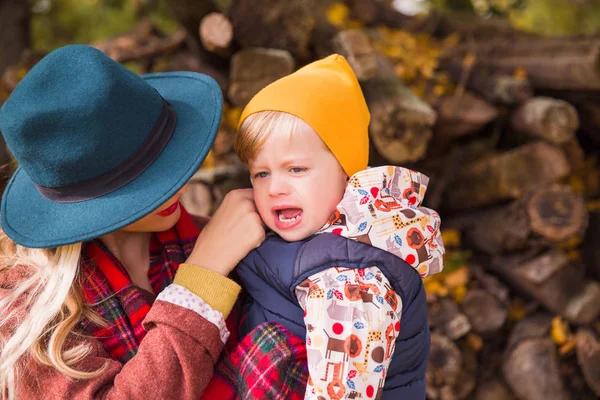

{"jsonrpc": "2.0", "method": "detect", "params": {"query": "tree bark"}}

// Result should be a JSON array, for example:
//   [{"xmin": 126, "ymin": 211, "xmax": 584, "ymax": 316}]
[
  {"xmin": 0, "ymin": 0, "xmax": 30, "ymax": 75},
  {"xmin": 92, "ymin": 20, "xmax": 187, "ymax": 64},
  {"xmin": 332, "ymin": 29, "xmax": 378, "ymax": 81},
  {"xmin": 576, "ymin": 329, "xmax": 600, "ymax": 397},
  {"xmin": 229, "ymin": 0, "xmax": 316, "ymax": 60},
  {"xmin": 228, "ymin": 48, "xmax": 295, "ymax": 107},
  {"xmin": 439, "ymin": 58, "xmax": 533, "ymax": 105},
  {"xmin": 446, "ymin": 141, "xmax": 571, "ymax": 210},
  {"xmin": 443, "ymin": 38, "xmax": 600, "ymax": 90},
  {"xmin": 463, "ymin": 184, "xmax": 588, "ymax": 254},
  {"xmin": 428, "ymin": 298, "xmax": 471, "ymax": 340},
  {"xmin": 491, "ymin": 250, "xmax": 600, "ymax": 324},
  {"xmin": 428, "ymin": 91, "xmax": 497, "ymax": 156},
  {"xmin": 361, "ymin": 56, "xmax": 436, "ymax": 164}
]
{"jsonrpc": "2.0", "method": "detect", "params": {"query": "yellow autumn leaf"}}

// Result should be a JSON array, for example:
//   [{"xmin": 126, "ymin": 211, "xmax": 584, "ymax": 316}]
[
  {"xmin": 514, "ymin": 66, "xmax": 528, "ymax": 80},
  {"xmin": 551, "ymin": 316, "xmax": 570, "ymax": 345},
  {"xmin": 588, "ymin": 200, "xmax": 600, "ymax": 212},
  {"xmin": 451, "ymin": 285, "xmax": 467, "ymax": 303},
  {"xmin": 568, "ymin": 175, "xmax": 585, "ymax": 193},
  {"xmin": 558, "ymin": 236, "xmax": 582, "ymax": 250},
  {"xmin": 442, "ymin": 32, "xmax": 461, "ymax": 48},
  {"xmin": 508, "ymin": 299, "xmax": 526, "ymax": 322},
  {"xmin": 17, "ymin": 68, "xmax": 28, "ymax": 80},
  {"xmin": 224, "ymin": 107, "xmax": 242, "ymax": 130},
  {"xmin": 566, "ymin": 249, "xmax": 581, "ymax": 261},
  {"xmin": 326, "ymin": 2, "xmax": 349, "ymax": 28},
  {"xmin": 445, "ymin": 267, "xmax": 470, "ymax": 289},
  {"xmin": 467, "ymin": 333, "xmax": 483, "ymax": 352},
  {"xmin": 462, "ymin": 52, "xmax": 476, "ymax": 68},
  {"xmin": 423, "ymin": 279, "xmax": 448, "ymax": 297},
  {"xmin": 200, "ymin": 150, "xmax": 215, "ymax": 170},
  {"xmin": 346, "ymin": 19, "xmax": 364, "ymax": 29},
  {"xmin": 433, "ymin": 84, "xmax": 446, "ymax": 97},
  {"xmin": 441, "ymin": 229, "xmax": 461, "ymax": 248},
  {"xmin": 559, "ymin": 340, "xmax": 576, "ymax": 356}
]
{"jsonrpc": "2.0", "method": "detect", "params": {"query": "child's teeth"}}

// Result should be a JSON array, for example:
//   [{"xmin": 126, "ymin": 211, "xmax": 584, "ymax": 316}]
[{"xmin": 278, "ymin": 213, "xmax": 299, "ymax": 223}]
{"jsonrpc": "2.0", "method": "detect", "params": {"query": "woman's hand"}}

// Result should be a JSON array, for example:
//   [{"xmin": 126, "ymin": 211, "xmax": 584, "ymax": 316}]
[{"xmin": 186, "ymin": 189, "xmax": 265, "ymax": 276}]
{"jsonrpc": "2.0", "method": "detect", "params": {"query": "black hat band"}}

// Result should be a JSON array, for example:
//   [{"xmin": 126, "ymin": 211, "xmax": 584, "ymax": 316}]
[{"xmin": 36, "ymin": 98, "xmax": 177, "ymax": 203}]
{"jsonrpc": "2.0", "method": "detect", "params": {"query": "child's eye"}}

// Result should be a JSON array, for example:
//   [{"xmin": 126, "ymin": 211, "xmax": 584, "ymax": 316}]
[
  {"xmin": 290, "ymin": 167, "xmax": 307, "ymax": 173},
  {"xmin": 253, "ymin": 171, "xmax": 270, "ymax": 179}
]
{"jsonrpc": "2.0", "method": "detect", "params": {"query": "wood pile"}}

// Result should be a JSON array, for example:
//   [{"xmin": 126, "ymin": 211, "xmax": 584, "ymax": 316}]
[{"xmin": 1, "ymin": 1, "xmax": 600, "ymax": 398}]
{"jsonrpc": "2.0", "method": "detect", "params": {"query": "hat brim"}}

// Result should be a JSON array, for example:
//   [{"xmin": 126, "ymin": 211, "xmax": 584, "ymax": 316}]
[{"xmin": 1, "ymin": 72, "xmax": 222, "ymax": 248}]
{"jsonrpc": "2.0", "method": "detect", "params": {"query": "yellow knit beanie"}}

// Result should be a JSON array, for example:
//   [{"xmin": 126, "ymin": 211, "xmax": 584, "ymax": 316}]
[{"xmin": 238, "ymin": 54, "xmax": 370, "ymax": 177}]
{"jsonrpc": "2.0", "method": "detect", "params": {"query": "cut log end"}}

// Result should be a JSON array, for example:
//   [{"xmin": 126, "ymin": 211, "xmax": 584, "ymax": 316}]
[
  {"xmin": 511, "ymin": 97, "xmax": 579, "ymax": 145},
  {"xmin": 447, "ymin": 141, "xmax": 571, "ymax": 210},
  {"xmin": 576, "ymin": 329, "xmax": 600, "ymax": 397},
  {"xmin": 426, "ymin": 333, "xmax": 463, "ymax": 397},
  {"xmin": 199, "ymin": 12, "xmax": 233, "ymax": 57},
  {"xmin": 228, "ymin": 48, "xmax": 295, "ymax": 107},
  {"xmin": 527, "ymin": 184, "xmax": 588, "ymax": 242},
  {"xmin": 503, "ymin": 338, "xmax": 569, "ymax": 400},
  {"xmin": 461, "ymin": 289, "xmax": 507, "ymax": 335},
  {"xmin": 363, "ymin": 76, "xmax": 436, "ymax": 164},
  {"xmin": 332, "ymin": 29, "xmax": 378, "ymax": 81}
]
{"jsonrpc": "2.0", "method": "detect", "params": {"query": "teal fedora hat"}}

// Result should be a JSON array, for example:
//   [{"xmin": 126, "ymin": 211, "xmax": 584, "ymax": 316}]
[{"xmin": 0, "ymin": 44, "xmax": 222, "ymax": 248}]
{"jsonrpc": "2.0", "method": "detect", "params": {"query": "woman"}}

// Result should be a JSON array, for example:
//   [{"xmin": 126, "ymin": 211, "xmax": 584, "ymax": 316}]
[{"xmin": 0, "ymin": 44, "xmax": 264, "ymax": 399}]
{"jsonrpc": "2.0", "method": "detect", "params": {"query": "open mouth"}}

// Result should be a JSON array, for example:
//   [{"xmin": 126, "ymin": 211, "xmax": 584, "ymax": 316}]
[{"xmin": 273, "ymin": 207, "xmax": 303, "ymax": 229}]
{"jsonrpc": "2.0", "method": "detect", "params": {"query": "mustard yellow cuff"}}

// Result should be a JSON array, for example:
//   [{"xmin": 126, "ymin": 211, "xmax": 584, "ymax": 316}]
[{"xmin": 173, "ymin": 263, "xmax": 241, "ymax": 318}]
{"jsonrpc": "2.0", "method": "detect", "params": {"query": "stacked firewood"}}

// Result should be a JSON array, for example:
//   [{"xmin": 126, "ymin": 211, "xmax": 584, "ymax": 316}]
[{"xmin": 2, "ymin": 1, "xmax": 600, "ymax": 398}]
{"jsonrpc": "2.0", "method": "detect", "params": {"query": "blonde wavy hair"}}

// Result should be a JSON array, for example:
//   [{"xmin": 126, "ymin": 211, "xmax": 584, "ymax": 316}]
[{"xmin": 0, "ymin": 230, "xmax": 105, "ymax": 400}]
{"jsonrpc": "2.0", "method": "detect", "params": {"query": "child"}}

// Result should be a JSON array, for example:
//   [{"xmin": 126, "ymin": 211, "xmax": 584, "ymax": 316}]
[{"xmin": 234, "ymin": 55, "xmax": 444, "ymax": 399}]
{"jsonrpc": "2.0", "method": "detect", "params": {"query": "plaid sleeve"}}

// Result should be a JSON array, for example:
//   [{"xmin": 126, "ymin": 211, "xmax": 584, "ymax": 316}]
[{"xmin": 295, "ymin": 267, "xmax": 402, "ymax": 400}]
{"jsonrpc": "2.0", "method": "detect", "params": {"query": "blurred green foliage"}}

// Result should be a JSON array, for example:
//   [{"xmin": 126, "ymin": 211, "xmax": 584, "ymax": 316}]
[
  {"xmin": 29, "ymin": 0, "xmax": 600, "ymax": 53},
  {"xmin": 31, "ymin": 0, "xmax": 179, "ymax": 51},
  {"xmin": 432, "ymin": 0, "xmax": 600, "ymax": 35}
]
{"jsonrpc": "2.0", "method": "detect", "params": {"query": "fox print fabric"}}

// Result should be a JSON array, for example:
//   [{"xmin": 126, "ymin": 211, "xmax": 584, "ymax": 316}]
[
  {"xmin": 318, "ymin": 166, "xmax": 445, "ymax": 278},
  {"xmin": 296, "ymin": 267, "xmax": 401, "ymax": 400}
]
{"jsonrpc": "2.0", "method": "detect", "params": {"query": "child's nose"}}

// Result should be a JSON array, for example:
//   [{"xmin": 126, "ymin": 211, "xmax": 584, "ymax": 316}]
[{"xmin": 268, "ymin": 174, "xmax": 290, "ymax": 196}]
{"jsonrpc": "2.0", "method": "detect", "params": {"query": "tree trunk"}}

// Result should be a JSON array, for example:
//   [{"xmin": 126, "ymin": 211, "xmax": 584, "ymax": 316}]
[
  {"xmin": 429, "ymin": 91, "xmax": 497, "ymax": 156},
  {"xmin": 576, "ymin": 329, "xmax": 600, "ymax": 397},
  {"xmin": 462, "ymin": 184, "xmax": 588, "ymax": 254},
  {"xmin": 92, "ymin": 20, "xmax": 187, "ymax": 64},
  {"xmin": 446, "ymin": 141, "xmax": 571, "ymax": 210},
  {"xmin": 444, "ymin": 38, "xmax": 600, "ymax": 90},
  {"xmin": 439, "ymin": 58, "xmax": 533, "ymax": 105},
  {"xmin": 332, "ymin": 29, "xmax": 378, "ymax": 81},
  {"xmin": 229, "ymin": 0, "xmax": 316, "ymax": 60},
  {"xmin": 228, "ymin": 48, "xmax": 295, "ymax": 107},
  {"xmin": 510, "ymin": 97, "xmax": 579, "ymax": 145},
  {"xmin": 491, "ymin": 250, "xmax": 600, "ymax": 324},
  {"xmin": 0, "ymin": 0, "xmax": 30, "ymax": 75},
  {"xmin": 362, "ymin": 55, "xmax": 436, "ymax": 164}
]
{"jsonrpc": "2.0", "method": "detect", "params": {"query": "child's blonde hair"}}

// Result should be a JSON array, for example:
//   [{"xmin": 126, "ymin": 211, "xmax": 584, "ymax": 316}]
[
  {"xmin": 234, "ymin": 111, "xmax": 315, "ymax": 165},
  {"xmin": 0, "ymin": 232, "xmax": 105, "ymax": 400}
]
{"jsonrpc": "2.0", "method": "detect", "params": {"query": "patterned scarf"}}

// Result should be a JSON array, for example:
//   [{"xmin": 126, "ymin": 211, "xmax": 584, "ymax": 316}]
[
  {"xmin": 79, "ymin": 205, "xmax": 198, "ymax": 363},
  {"xmin": 202, "ymin": 322, "xmax": 308, "ymax": 400}
]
